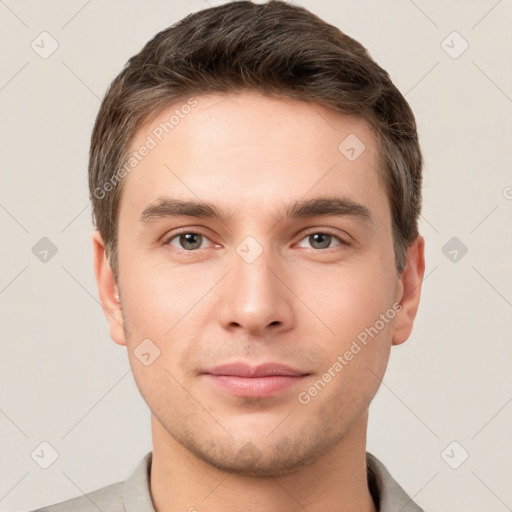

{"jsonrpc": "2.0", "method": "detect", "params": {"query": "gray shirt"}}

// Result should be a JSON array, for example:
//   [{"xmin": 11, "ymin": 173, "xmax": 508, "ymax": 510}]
[{"xmin": 32, "ymin": 451, "xmax": 424, "ymax": 511}]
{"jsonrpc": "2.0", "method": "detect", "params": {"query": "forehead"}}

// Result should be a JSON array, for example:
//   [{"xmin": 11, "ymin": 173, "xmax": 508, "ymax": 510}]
[{"xmin": 118, "ymin": 91, "xmax": 388, "ymax": 225}]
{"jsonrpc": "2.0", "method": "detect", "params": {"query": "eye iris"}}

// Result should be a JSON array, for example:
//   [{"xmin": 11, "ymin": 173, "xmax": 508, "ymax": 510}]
[
  {"xmin": 310, "ymin": 233, "xmax": 331, "ymax": 249},
  {"xmin": 180, "ymin": 233, "xmax": 202, "ymax": 250},
  {"xmin": 176, "ymin": 233, "xmax": 335, "ymax": 250}
]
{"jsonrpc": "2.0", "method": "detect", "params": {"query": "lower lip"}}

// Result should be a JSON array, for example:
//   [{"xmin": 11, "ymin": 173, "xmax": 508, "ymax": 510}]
[{"xmin": 203, "ymin": 374, "xmax": 308, "ymax": 398}]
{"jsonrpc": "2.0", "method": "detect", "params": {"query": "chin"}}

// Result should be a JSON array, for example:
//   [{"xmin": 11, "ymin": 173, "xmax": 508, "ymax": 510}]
[{"xmin": 182, "ymin": 429, "xmax": 337, "ymax": 477}]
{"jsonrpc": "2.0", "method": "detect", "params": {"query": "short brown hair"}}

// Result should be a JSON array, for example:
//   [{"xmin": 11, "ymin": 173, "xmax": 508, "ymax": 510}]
[{"xmin": 89, "ymin": 0, "xmax": 422, "ymax": 283}]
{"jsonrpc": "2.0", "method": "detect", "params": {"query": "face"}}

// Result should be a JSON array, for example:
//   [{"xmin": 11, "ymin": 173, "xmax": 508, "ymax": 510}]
[{"xmin": 94, "ymin": 91, "xmax": 424, "ymax": 476}]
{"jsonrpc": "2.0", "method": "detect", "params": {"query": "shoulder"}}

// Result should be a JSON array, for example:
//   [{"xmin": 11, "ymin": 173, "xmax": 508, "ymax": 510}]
[
  {"xmin": 366, "ymin": 452, "xmax": 425, "ymax": 512},
  {"xmin": 30, "ymin": 481, "xmax": 124, "ymax": 512},
  {"xmin": 30, "ymin": 451, "xmax": 153, "ymax": 512}
]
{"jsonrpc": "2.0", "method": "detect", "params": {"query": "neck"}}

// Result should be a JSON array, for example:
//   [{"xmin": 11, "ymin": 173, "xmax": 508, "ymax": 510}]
[{"xmin": 149, "ymin": 411, "xmax": 377, "ymax": 512}]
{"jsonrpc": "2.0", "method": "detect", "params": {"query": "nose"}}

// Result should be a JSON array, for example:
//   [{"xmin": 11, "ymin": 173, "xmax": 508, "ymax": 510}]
[{"xmin": 216, "ymin": 244, "xmax": 295, "ymax": 336}]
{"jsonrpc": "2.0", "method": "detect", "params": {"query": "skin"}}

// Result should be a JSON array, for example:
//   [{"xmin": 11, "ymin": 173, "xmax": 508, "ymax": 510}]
[{"xmin": 93, "ymin": 91, "xmax": 425, "ymax": 512}]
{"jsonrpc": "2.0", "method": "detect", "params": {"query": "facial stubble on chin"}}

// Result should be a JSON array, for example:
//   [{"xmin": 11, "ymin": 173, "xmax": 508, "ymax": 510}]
[{"xmin": 156, "ymin": 410, "xmax": 347, "ymax": 477}]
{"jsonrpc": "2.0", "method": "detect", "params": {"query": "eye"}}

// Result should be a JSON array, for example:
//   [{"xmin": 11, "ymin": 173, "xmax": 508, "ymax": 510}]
[
  {"xmin": 163, "ymin": 230, "xmax": 348, "ymax": 252},
  {"xmin": 296, "ymin": 231, "xmax": 346, "ymax": 250},
  {"xmin": 165, "ymin": 232, "xmax": 212, "ymax": 251}
]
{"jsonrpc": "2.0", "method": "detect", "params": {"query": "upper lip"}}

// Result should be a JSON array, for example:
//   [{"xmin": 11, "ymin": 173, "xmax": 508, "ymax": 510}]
[{"xmin": 203, "ymin": 362, "xmax": 308, "ymax": 378}]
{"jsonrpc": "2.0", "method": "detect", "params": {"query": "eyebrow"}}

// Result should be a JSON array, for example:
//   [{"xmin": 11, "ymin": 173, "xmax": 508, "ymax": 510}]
[{"xmin": 139, "ymin": 196, "xmax": 373, "ymax": 226}]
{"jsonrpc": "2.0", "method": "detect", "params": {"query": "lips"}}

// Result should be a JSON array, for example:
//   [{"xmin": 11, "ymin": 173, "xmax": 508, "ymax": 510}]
[
  {"xmin": 204, "ymin": 362, "xmax": 307, "ymax": 378},
  {"xmin": 201, "ymin": 362, "xmax": 310, "ymax": 398}
]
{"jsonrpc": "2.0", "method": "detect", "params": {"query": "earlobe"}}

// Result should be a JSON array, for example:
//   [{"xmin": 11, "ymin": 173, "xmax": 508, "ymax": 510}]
[
  {"xmin": 92, "ymin": 230, "xmax": 127, "ymax": 346},
  {"xmin": 392, "ymin": 235, "xmax": 425, "ymax": 346}
]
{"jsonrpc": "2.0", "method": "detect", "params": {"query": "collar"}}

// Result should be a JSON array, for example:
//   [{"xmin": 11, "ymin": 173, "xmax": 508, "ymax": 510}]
[{"xmin": 123, "ymin": 451, "xmax": 424, "ymax": 512}]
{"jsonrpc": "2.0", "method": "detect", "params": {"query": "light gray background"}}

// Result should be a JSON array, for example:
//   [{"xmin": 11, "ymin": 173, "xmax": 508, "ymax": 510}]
[{"xmin": 1, "ymin": 1, "xmax": 511, "ymax": 511}]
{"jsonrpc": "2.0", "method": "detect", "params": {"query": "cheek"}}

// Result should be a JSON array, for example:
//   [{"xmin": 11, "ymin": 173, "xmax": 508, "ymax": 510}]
[
  {"xmin": 120, "ymin": 249, "xmax": 200, "ymax": 330},
  {"xmin": 298, "ymin": 258, "xmax": 397, "ymax": 396},
  {"xmin": 295, "ymin": 259, "xmax": 398, "ymax": 343},
  {"xmin": 120, "ymin": 260, "xmax": 214, "ymax": 378}
]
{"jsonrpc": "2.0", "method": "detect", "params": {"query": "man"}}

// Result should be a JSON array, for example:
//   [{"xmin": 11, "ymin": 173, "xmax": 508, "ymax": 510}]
[{"xmin": 34, "ymin": 1, "xmax": 425, "ymax": 510}]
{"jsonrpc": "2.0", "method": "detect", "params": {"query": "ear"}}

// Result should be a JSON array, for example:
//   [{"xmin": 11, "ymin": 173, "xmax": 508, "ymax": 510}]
[
  {"xmin": 92, "ymin": 230, "xmax": 127, "ymax": 346},
  {"xmin": 392, "ymin": 235, "xmax": 425, "ymax": 346}
]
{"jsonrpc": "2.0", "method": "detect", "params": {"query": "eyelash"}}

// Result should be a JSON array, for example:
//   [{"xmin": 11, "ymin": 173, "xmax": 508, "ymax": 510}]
[{"xmin": 162, "ymin": 229, "xmax": 350, "ymax": 252}]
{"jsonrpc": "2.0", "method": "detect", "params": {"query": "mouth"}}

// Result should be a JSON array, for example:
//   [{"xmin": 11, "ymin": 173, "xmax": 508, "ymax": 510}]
[{"xmin": 201, "ymin": 362, "xmax": 311, "ymax": 398}]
